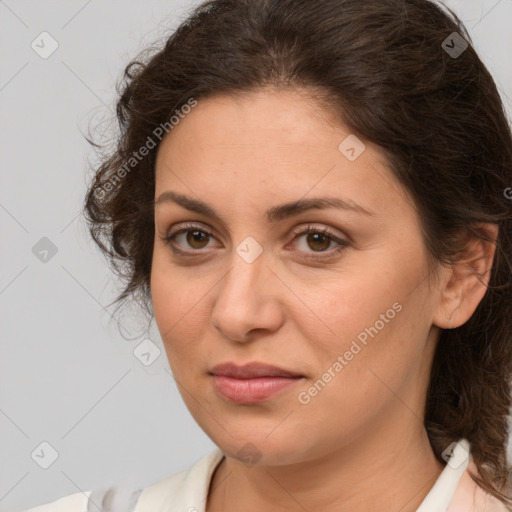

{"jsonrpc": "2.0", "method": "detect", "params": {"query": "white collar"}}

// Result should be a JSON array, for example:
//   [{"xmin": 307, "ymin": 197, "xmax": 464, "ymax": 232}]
[{"xmin": 416, "ymin": 439, "xmax": 470, "ymax": 512}]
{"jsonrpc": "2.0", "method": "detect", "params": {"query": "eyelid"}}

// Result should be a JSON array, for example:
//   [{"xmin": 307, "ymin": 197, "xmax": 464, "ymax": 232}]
[
  {"xmin": 288, "ymin": 223, "xmax": 348, "ymax": 243},
  {"xmin": 165, "ymin": 222, "xmax": 217, "ymax": 243}
]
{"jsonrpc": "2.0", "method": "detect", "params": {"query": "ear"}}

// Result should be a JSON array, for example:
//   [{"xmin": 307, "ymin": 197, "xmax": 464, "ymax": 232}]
[{"xmin": 432, "ymin": 223, "xmax": 499, "ymax": 330}]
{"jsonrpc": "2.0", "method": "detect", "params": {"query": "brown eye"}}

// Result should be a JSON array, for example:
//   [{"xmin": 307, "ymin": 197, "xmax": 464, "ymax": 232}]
[
  {"xmin": 290, "ymin": 224, "xmax": 351, "ymax": 260},
  {"xmin": 185, "ymin": 230, "xmax": 210, "ymax": 249},
  {"xmin": 305, "ymin": 232, "xmax": 331, "ymax": 252},
  {"xmin": 162, "ymin": 223, "xmax": 216, "ymax": 253}
]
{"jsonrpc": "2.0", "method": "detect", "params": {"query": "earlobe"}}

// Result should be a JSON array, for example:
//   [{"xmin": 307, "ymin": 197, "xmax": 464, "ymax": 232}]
[{"xmin": 432, "ymin": 223, "xmax": 498, "ymax": 330}]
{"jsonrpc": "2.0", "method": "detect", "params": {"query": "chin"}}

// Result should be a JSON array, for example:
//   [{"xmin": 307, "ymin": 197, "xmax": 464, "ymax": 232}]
[{"xmin": 204, "ymin": 425, "xmax": 317, "ymax": 467}]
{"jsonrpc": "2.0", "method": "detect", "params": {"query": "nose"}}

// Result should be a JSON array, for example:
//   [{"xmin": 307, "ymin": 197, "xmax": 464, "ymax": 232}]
[{"xmin": 210, "ymin": 247, "xmax": 285, "ymax": 343}]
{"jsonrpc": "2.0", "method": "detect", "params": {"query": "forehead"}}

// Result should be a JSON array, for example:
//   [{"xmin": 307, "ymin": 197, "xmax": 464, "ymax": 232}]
[
  {"xmin": 154, "ymin": 89, "xmax": 410, "ymax": 221},
  {"xmin": 157, "ymin": 89, "xmax": 355, "ymax": 167}
]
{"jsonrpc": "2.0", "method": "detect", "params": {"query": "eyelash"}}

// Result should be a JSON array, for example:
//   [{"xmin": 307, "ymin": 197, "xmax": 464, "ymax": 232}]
[{"xmin": 160, "ymin": 222, "xmax": 350, "ymax": 261}]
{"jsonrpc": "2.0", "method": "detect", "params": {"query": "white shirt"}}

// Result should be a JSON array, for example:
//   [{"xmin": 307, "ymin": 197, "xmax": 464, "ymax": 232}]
[{"xmin": 24, "ymin": 439, "xmax": 508, "ymax": 512}]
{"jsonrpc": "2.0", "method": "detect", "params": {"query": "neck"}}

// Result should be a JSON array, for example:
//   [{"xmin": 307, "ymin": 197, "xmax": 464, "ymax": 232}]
[{"xmin": 206, "ymin": 425, "xmax": 445, "ymax": 512}]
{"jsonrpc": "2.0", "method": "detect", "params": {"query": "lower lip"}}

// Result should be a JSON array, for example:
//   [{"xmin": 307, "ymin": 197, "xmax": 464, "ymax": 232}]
[{"xmin": 211, "ymin": 375, "xmax": 302, "ymax": 404}]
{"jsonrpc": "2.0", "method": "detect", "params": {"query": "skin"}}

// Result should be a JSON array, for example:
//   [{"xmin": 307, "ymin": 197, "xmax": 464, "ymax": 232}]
[{"xmin": 150, "ymin": 87, "xmax": 497, "ymax": 512}]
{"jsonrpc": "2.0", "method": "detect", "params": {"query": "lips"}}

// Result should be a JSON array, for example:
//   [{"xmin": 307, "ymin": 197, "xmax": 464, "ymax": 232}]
[
  {"xmin": 210, "ymin": 362, "xmax": 303, "ymax": 379},
  {"xmin": 209, "ymin": 362, "xmax": 304, "ymax": 404}
]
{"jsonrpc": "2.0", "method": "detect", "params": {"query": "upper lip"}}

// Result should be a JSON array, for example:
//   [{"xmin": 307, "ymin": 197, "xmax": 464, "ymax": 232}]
[{"xmin": 210, "ymin": 362, "xmax": 303, "ymax": 379}]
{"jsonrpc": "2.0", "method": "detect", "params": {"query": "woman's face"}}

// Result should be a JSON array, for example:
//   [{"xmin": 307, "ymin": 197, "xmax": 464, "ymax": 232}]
[{"xmin": 151, "ymin": 88, "xmax": 446, "ymax": 466}]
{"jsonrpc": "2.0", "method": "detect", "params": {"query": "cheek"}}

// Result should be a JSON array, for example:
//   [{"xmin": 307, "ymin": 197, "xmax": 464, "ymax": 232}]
[
  {"xmin": 300, "ymin": 271, "xmax": 399, "ymax": 355},
  {"xmin": 298, "ymin": 267, "xmax": 427, "ymax": 395},
  {"xmin": 150, "ymin": 249, "xmax": 213, "ymax": 373},
  {"xmin": 151, "ymin": 268, "xmax": 218, "ymax": 442}
]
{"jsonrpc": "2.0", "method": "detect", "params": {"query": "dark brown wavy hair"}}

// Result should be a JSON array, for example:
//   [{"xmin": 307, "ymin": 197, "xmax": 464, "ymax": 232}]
[{"xmin": 83, "ymin": 0, "xmax": 512, "ymax": 506}]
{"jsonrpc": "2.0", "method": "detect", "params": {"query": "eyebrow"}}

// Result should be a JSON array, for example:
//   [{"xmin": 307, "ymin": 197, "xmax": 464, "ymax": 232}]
[{"xmin": 154, "ymin": 191, "xmax": 376, "ymax": 223}]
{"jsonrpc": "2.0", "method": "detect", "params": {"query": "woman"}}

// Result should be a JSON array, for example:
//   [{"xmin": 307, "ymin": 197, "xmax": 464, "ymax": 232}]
[{"xmin": 25, "ymin": 0, "xmax": 512, "ymax": 510}]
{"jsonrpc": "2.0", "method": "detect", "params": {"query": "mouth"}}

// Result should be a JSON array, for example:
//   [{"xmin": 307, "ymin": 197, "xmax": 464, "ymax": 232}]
[{"xmin": 209, "ymin": 362, "xmax": 305, "ymax": 404}]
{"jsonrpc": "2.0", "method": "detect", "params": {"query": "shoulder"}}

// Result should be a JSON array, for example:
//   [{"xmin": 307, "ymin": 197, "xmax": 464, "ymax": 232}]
[
  {"xmin": 23, "ymin": 491, "xmax": 90, "ymax": 512},
  {"xmin": 22, "ymin": 487, "xmax": 144, "ymax": 512},
  {"xmin": 449, "ymin": 459, "xmax": 511, "ymax": 512},
  {"xmin": 474, "ymin": 484, "xmax": 511, "ymax": 512},
  {"xmin": 23, "ymin": 487, "xmax": 144, "ymax": 512},
  {"xmin": 22, "ymin": 449, "xmax": 224, "ymax": 512},
  {"xmin": 135, "ymin": 448, "xmax": 224, "ymax": 510}
]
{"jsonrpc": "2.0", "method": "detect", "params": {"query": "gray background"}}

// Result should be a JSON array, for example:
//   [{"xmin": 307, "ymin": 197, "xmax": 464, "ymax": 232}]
[{"xmin": 1, "ymin": 1, "xmax": 511, "ymax": 510}]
